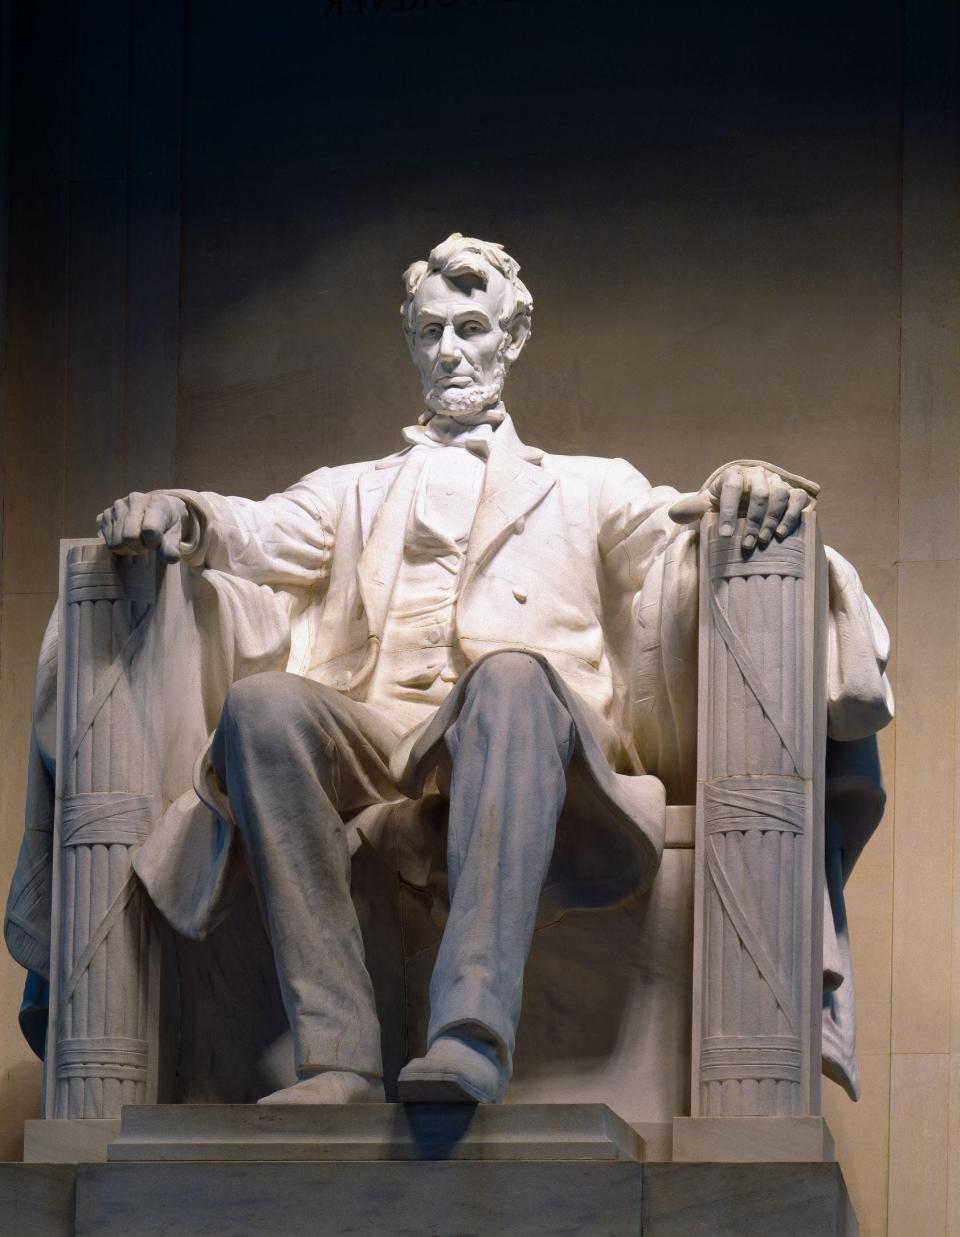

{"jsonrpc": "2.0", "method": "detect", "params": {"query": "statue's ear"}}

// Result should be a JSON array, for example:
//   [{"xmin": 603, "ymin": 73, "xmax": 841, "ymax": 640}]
[{"xmin": 504, "ymin": 314, "xmax": 531, "ymax": 365}]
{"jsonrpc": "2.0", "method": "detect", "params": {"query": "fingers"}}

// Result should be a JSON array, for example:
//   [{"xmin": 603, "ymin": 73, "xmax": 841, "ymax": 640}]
[
  {"xmin": 96, "ymin": 492, "xmax": 183, "ymax": 558},
  {"xmin": 777, "ymin": 488, "xmax": 810, "ymax": 538},
  {"xmin": 140, "ymin": 496, "xmax": 177, "ymax": 550},
  {"xmin": 741, "ymin": 467, "xmax": 769, "ymax": 549},
  {"xmin": 664, "ymin": 465, "xmax": 814, "ymax": 544},
  {"xmin": 121, "ymin": 492, "xmax": 150, "ymax": 551},
  {"xmin": 668, "ymin": 492, "xmax": 714, "ymax": 525},
  {"xmin": 98, "ymin": 497, "xmax": 130, "ymax": 553},
  {"xmin": 717, "ymin": 469, "xmax": 743, "ymax": 536},
  {"xmin": 758, "ymin": 481, "xmax": 791, "ymax": 545},
  {"xmin": 160, "ymin": 526, "xmax": 182, "ymax": 563}
]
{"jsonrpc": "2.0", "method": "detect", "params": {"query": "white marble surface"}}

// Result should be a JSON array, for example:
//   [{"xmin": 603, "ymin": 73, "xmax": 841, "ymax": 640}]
[
  {"xmin": 106, "ymin": 1102, "xmax": 644, "ymax": 1163},
  {"xmin": 672, "ymin": 1115, "xmax": 835, "ymax": 1164},
  {"xmin": 24, "ymin": 1120, "xmax": 120, "ymax": 1165}
]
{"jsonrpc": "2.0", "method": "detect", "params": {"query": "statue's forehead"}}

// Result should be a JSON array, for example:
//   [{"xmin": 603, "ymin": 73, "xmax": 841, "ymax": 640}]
[{"xmin": 413, "ymin": 267, "xmax": 507, "ymax": 317}]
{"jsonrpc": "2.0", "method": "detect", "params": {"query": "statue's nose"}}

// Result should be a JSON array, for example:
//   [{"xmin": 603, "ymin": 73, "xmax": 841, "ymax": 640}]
[{"xmin": 438, "ymin": 323, "xmax": 461, "ymax": 366}]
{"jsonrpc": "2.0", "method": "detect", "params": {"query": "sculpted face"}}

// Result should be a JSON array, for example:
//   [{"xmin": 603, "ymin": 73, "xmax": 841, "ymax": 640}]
[{"xmin": 409, "ymin": 267, "xmax": 521, "ymax": 420}]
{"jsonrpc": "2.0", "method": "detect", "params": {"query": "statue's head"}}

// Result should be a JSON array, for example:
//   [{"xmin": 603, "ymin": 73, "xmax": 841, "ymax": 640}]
[{"xmin": 401, "ymin": 233, "xmax": 533, "ymax": 421}]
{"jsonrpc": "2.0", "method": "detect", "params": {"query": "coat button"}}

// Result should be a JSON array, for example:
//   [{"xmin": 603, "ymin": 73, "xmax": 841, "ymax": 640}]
[
  {"xmin": 513, "ymin": 517, "xmax": 526, "ymax": 534},
  {"xmin": 428, "ymin": 628, "xmax": 441, "ymax": 645},
  {"xmin": 513, "ymin": 588, "xmax": 528, "ymax": 604}
]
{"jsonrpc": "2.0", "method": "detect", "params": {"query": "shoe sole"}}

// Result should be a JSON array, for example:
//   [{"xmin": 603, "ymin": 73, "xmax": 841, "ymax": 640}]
[{"xmin": 396, "ymin": 1068, "xmax": 499, "ymax": 1104}]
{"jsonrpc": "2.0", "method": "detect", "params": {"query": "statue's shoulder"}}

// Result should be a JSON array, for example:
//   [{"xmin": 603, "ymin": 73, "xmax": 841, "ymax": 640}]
[
  {"xmin": 294, "ymin": 452, "xmax": 402, "ymax": 496},
  {"xmin": 540, "ymin": 450, "xmax": 643, "ymax": 487}
]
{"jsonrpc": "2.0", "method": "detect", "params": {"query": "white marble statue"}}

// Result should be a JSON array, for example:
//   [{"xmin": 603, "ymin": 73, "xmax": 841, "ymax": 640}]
[{"xmin": 7, "ymin": 234, "xmax": 893, "ymax": 1110}]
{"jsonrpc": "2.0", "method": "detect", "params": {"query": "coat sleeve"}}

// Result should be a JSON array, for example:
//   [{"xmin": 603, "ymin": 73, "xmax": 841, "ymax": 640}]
[
  {"xmin": 161, "ymin": 467, "xmax": 337, "ymax": 589},
  {"xmin": 597, "ymin": 457, "xmax": 701, "ymax": 802}
]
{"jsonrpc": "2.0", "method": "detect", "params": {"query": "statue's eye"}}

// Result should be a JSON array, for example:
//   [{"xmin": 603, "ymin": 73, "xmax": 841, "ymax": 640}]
[
  {"xmin": 420, "ymin": 325, "xmax": 442, "ymax": 340},
  {"xmin": 460, "ymin": 321, "xmax": 485, "ymax": 337}
]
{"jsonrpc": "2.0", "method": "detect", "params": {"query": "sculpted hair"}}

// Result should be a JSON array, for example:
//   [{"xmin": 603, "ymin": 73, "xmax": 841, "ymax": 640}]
[{"xmin": 401, "ymin": 232, "xmax": 534, "ymax": 340}]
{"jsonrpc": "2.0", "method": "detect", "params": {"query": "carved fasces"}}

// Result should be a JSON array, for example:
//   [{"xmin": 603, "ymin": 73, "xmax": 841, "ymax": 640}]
[
  {"xmin": 691, "ymin": 513, "xmax": 827, "ymax": 1119},
  {"xmin": 45, "ymin": 543, "xmax": 164, "ymax": 1119}
]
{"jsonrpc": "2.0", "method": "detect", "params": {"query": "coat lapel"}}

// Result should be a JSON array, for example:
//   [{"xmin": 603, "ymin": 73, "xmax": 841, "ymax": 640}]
[
  {"xmin": 462, "ymin": 419, "xmax": 555, "ymax": 589},
  {"xmin": 355, "ymin": 451, "xmax": 424, "ymax": 642}
]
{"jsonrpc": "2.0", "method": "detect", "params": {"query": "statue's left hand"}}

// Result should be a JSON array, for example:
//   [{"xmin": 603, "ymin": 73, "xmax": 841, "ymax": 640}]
[{"xmin": 668, "ymin": 463, "xmax": 820, "ymax": 550}]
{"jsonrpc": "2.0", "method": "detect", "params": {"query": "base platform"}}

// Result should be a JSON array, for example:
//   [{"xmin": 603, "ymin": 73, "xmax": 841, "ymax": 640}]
[{"xmin": 6, "ymin": 1104, "xmax": 858, "ymax": 1236}]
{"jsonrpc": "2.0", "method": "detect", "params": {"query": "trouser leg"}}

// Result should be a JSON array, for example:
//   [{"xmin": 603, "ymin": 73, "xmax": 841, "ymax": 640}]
[
  {"xmin": 427, "ymin": 652, "xmax": 576, "ymax": 1064},
  {"xmin": 211, "ymin": 671, "xmax": 401, "ymax": 1078}
]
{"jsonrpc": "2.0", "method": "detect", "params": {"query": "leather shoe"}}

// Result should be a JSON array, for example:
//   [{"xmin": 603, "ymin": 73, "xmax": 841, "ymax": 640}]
[{"xmin": 397, "ymin": 1032, "xmax": 509, "ymax": 1103}]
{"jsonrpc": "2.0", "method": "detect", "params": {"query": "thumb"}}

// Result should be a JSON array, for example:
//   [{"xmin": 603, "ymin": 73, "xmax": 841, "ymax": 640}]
[
  {"xmin": 668, "ymin": 491, "xmax": 716, "ymax": 525},
  {"xmin": 160, "ymin": 526, "xmax": 182, "ymax": 563}
]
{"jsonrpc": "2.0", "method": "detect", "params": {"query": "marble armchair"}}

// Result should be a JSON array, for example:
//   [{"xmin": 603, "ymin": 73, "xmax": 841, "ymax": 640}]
[{"xmin": 33, "ymin": 511, "xmax": 875, "ymax": 1160}]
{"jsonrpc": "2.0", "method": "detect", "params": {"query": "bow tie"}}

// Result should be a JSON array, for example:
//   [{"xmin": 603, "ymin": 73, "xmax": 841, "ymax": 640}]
[{"xmin": 401, "ymin": 420, "xmax": 497, "ymax": 459}]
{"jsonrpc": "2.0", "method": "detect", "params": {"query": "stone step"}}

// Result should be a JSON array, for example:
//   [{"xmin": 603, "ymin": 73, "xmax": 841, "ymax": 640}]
[{"xmin": 107, "ymin": 1102, "xmax": 645, "ymax": 1163}]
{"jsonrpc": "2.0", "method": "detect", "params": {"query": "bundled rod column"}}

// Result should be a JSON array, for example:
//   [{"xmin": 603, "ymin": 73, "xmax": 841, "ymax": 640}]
[
  {"xmin": 691, "ymin": 512, "xmax": 827, "ymax": 1119},
  {"xmin": 46, "ymin": 543, "xmax": 163, "ymax": 1119}
]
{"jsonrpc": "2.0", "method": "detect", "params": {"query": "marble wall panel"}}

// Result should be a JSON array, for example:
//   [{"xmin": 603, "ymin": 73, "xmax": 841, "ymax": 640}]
[
  {"xmin": 842, "ymin": 566, "xmax": 897, "ymax": 1061},
  {"xmin": 123, "ymin": 0, "xmax": 183, "ymax": 495},
  {"xmin": 898, "ymin": 0, "xmax": 960, "ymax": 565},
  {"xmin": 888, "ymin": 1052, "xmax": 950, "ymax": 1236},
  {"xmin": 0, "ymin": 593, "xmax": 56, "ymax": 1160},
  {"xmin": 62, "ymin": 177, "xmax": 128, "ymax": 539},
  {"xmin": 2, "ymin": 182, "xmax": 69, "ymax": 595},
  {"xmin": 947, "ymin": 1054, "xmax": 960, "ymax": 1235},
  {"xmin": 891, "ymin": 561, "xmax": 959, "ymax": 1055},
  {"xmin": 822, "ymin": 1053, "xmax": 890, "ymax": 1237}
]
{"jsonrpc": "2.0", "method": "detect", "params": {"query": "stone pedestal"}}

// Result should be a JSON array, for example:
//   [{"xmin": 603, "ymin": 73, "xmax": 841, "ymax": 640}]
[
  {"xmin": 0, "ymin": 1157, "xmax": 858, "ymax": 1237},
  {"xmin": 8, "ymin": 1103, "xmax": 857, "ymax": 1237}
]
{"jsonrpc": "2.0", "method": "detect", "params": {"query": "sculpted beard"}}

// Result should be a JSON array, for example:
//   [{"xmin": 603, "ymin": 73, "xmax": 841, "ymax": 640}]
[{"xmin": 423, "ymin": 341, "xmax": 510, "ymax": 422}]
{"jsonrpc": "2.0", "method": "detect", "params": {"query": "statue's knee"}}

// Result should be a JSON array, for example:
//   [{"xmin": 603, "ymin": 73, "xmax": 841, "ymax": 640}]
[{"xmin": 220, "ymin": 671, "xmax": 306, "ymax": 740}]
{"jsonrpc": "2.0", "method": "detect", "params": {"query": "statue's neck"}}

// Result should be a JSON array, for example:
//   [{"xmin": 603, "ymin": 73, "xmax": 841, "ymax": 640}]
[{"xmin": 420, "ymin": 402, "xmax": 507, "ymax": 444}]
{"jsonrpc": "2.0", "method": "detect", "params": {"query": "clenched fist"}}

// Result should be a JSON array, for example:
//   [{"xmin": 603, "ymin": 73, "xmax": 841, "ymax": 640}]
[{"xmin": 97, "ymin": 492, "xmax": 191, "ymax": 563}]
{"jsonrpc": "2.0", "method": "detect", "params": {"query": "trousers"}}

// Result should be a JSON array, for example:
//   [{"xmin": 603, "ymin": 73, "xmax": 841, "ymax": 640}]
[{"xmin": 211, "ymin": 650, "xmax": 576, "ymax": 1078}]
